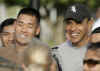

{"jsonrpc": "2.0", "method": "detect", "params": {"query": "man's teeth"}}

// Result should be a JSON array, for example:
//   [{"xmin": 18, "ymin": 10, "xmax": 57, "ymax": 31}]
[
  {"xmin": 20, "ymin": 35, "xmax": 26, "ymax": 38},
  {"xmin": 72, "ymin": 33, "xmax": 79, "ymax": 36}
]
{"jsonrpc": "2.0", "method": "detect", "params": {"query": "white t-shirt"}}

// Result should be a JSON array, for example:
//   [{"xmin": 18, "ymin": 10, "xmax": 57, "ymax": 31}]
[{"xmin": 52, "ymin": 41, "xmax": 87, "ymax": 71}]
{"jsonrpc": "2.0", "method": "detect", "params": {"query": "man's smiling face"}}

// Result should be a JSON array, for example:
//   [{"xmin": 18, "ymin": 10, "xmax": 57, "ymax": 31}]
[{"xmin": 65, "ymin": 18, "xmax": 89, "ymax": 45}]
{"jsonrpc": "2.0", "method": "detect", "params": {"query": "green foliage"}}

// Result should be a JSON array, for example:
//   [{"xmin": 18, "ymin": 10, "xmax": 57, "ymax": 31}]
[
  {"xmin": 16, "ymin": 0, "xmax": 29, "ymax": 6},
  {"xmin": 94, "ymin": 0, "xmax": 100, "ymax": 9},
  {"xmin": 74, "ymin": 0, "xmax": 85, "ymax": 2},
  {"xmin": 40, "ymin": 0, "xmax": 100, "ymax": 11},
  {"xmin": 87, "ymin": 0, "xmax": 95, "ymax": 10},
  {"xmin": 41, "ymin": 0, "xmax": 54, "ymax": 5},
  {"xmin": 0, "ymin": 0, "xmax": 4, "ymax": 3},
  {"xmin": 58, "ymin": 0, "xmax": 68, "ymax": 4},
  {"xmin": 4, "ymin": 0, "xmax": 29, "ymax": 6},
  {"xmin": 2, "ymin": 0, "xmax": 100, "ymax": 10}
]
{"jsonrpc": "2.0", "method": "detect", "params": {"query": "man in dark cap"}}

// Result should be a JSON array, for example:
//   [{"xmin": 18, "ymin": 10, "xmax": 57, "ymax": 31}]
[{"xmin": 52, "ymin": 3, "xmax": 93, "ymax": 71}]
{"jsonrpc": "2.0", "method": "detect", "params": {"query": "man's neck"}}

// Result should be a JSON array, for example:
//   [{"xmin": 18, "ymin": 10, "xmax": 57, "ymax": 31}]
[{"xmin": 15, "ymin": 42, "xmax": 28, "ymax": 53}]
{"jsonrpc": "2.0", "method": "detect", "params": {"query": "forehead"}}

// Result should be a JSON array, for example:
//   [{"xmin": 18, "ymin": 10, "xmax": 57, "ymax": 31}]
[
  {"xmin": 85, "ymin": 50, "xmax": 100, "ymax": 60},
  {"xmin": 92, "ymin": 33, "xmax": 100, "ymax": 37},
  {"xmin": 17, "ymin": 14, "xmax": 37, "ymax": 23},
  {"xmin": 3, "ymin": 25, "xmax": 15, "ymax": 32},
  {"xmin": 66, "ymin": 18, "xmax": 88, "ymax": 24}
]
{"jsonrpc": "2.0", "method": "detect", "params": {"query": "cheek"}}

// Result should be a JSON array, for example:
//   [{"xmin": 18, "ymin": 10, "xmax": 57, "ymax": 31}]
[
  {"xmin": 16, "ymin": 26, "xmax": 21, "ymax": 32},
  {"xmin": 83, "ymin": 25, "xmax": 88, "ymax": 32},
  {"xmin": 27, "ymin": 28, "xmax": 33, "ymax": 33},
  {"xmin": 78, "ymin": 26, "xmax": 87, "ymax": 34},
  {"xmin": 91, "ymin": 66, "xmax": 100, "ymax": 71},
  {"xmin": 65, "ymin": 25, "xmax": 71, "ymax": 32},
  {"xmin": 9, "ymin": 34, "xmax": 14, "ymax": 40},
  {"xmin": 3, "ymin": 36, "xmax": 8, "ymax": 42},
  {"xmin": 26, "ymin": 29, "xmax": 34, "ymax": 36}
]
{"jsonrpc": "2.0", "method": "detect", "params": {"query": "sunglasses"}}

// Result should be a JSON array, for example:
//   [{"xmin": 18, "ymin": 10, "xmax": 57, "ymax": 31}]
[{"xmin": 83, "ymin": 59, "xmax": 100, "ymax": 67}]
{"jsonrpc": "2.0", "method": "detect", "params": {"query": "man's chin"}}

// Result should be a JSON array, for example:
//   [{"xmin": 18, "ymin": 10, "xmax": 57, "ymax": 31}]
[
  {"xmin": 71, "ymin": 39, "xmax": 80, "ymax": 45},
  {"xmin": 16, "ymin": 39, "xmax": 30, "ymax": 45}
]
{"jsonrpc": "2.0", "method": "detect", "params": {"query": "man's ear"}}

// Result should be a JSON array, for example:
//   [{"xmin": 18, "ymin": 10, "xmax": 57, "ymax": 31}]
[
  {"xmin": 36, "ymin": 26, "xmax": 40, "ymax": 36},
  {"xmin": 88, "ymin": 18, "xmax": 94, "ymax": 33}
]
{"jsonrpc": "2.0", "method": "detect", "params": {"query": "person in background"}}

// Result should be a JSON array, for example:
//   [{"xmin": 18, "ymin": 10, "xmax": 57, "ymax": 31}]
[
  {"xmin": 23, "ymin": 39, "xmax": 58, "ymax": 71},
  {"xmin": 83, "ymin": 42, "xmax": 100, "ymax": 71},
  {"xmin": 90, "ymin": 27, "xmax": 100, "ymax": 43},
  {"xmin": 0, "ymin": 18, "xmax": 16, "ymax": 48}
]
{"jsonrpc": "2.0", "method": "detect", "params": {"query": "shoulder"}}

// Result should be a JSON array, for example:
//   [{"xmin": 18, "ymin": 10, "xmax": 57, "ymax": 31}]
[
  {"xmin": 0, "ymin": 57, "xmax": 19, "ymax": 71},
  {"xmin": 52, "ymin": 41, "xmax": 71, "ymax": 49},
  {"xmin": 52, "ymin": 47, "xmax": 59, "ymax": 50},
  {"xmin": 51, "ymin": 41, "xmax": 71, "ymax": 54}
]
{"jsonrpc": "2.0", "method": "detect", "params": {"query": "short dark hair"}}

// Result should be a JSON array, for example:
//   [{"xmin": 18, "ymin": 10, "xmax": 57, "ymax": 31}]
[
  {"xmin": 91, "ymin": 27, "xmax": 100, "ymax": 34},
  {"xmin": 0, "ymin": 18, "xmax": 16, "ymax": 33},
  {"xmin": 17, "ymin": 8, "xmax": 40, "ymax": 24},
  {"xmin": 88, "ymin": 42, "xmax": 100, "ymax": 50}
]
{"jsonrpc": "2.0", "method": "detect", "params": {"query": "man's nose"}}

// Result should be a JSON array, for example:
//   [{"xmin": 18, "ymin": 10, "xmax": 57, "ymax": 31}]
[
  {"xmin": 21, "ymin": 25, "xmax": 27, "ymax": 32},
  {"xmin": 71, "ymin": 22, "xmax": 77, "ymax": 31}
]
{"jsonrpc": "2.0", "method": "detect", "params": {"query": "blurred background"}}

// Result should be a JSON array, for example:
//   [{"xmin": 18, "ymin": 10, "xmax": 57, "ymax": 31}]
[{"xmin": 0, "ymin": 0, "xmax": 99, "ymax": 46}]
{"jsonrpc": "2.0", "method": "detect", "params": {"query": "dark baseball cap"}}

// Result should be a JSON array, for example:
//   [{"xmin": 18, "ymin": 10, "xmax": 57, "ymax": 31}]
[{"xmin": 64, "ymin": 3, "xmax": 91, "ymax": 23}]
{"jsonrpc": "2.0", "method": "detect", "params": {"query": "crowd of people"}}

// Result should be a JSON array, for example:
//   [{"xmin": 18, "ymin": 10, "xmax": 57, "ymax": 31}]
[{"xmin": 0, "ymin": 3, "xmax": 100, "ymax": 71}]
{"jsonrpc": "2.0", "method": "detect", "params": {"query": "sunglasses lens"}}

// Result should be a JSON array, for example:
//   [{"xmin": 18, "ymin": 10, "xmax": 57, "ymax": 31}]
[{"xmin": 84, "ymin": 59, "xmax": 98, "ymax": 67}]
